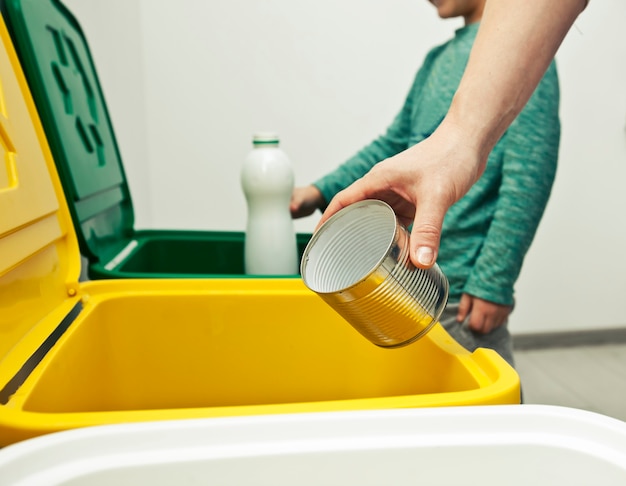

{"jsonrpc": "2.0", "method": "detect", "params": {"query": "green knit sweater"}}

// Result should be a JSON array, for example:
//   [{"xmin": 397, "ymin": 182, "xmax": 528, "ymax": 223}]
[{"xmin": 313, "ymin": 22, "xmax": 560, "ymax": 306}]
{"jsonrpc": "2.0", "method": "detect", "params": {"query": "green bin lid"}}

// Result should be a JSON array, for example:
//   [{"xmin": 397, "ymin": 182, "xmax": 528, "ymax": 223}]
[{"xmin": 2, "ymin": 0, "xmax": 134, "ymax": 264}]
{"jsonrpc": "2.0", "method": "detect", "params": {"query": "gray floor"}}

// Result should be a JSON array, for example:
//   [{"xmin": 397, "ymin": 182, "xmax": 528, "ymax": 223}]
[{"xmin": 515, "ymin": 343, "xmax": 626, "ymax": 422}]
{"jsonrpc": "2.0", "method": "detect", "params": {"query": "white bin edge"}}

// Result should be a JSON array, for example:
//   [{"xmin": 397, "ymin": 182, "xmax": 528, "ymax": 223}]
[{"xmin": 1, "ymin": 404, "xmax": 626, "ymax": 485}]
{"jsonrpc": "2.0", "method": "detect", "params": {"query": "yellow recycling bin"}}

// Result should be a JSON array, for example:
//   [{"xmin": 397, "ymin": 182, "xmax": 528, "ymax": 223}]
[{"xmin": 0, "ymin": 16, "xmax": 520, "ymax": 447}]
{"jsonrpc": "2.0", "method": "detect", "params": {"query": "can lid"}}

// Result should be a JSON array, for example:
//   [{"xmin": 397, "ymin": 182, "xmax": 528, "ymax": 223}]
[
  {"xmin": 253, "ymin": 132, "xmax": 280, "ymax": 145},
  {"xmin": 300, "ymin": 199, "xmax": 397, "ymax": 295}
]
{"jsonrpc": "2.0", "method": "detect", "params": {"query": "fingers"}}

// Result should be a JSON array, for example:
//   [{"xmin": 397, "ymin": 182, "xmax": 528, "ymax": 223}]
[
  {"xmin": 467, "ymin": 305, "xmax": 496, "ymax": 334},
  {"xmin": 410, "ymin": 199, "xmax": 446, "ymax": 268},
  {"xmin": 316, "ymin": 179, "xmax": 371, "ymax": 230},
  {"xmin": 456, "ymin": 293, "xmax": 472, "ymax": 323},
  {"xmin": 467, "ymin": 314, "xmax": 491, "ymax": 334},
  {"xmin": 291, "ymin": 186, "xmax": 325, "ymax": 219},
  {"xmin": 289, "ymin": 196, "xmax": 301, "ymax": 218},
  {"xmin": 319, "ymin": 176, "xmax": 448, "ymax": 270},
  {"xmin": 463, "ymin": 296, "xmax": 512, "ymax": 334}
]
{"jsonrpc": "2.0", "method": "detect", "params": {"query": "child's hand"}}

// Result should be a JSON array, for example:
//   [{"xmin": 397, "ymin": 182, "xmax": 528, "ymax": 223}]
[
  {"xmin": 290, "ymin": 185, "xmax": 325, "ymax": 219},
  {"xmin": 456, "ymin": 293, "xmax": 512, "ymax": 334}
]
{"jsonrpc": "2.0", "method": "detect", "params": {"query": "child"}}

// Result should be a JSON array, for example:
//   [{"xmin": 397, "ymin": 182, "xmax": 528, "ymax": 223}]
[{"xmin": 290, "ymin": 0, "xmax": 560, "ymax": 367}]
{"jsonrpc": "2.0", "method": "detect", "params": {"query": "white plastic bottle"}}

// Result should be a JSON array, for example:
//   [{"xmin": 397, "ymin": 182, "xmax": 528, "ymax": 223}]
[{"xmin": 241, "ymin": 132, "xmax": 299, "ymax": 275}]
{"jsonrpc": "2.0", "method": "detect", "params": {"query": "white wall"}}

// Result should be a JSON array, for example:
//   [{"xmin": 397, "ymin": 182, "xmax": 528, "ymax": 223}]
[
  {"xmin": 136, "ymin": 0, "xmax": 456, "ymax": 235},
  {"xmin": 61, "ymin": 0, "xmax": 626, "ymax": 334},
  {"xmin": 511, "ymin": 2, "xmax": 626, "ymax": 333}
]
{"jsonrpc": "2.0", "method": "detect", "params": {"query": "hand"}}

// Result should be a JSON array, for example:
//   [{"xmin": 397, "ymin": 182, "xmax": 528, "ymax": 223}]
[
  {"xmin": 290, "ymin": 185, "xmax": 325, "ymax": 219},
  {"xmin": 457, "ymin": 293, "xmax": 512, "ymax": 334},
  {"xmin": 317, "ymin": 120, "xmax": 486, "ymax": 268}
]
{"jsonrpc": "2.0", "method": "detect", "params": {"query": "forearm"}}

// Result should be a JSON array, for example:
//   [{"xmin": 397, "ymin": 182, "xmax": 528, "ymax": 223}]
[{"xmin": 441, "ymin": 0, "xmax": 586, "ymax": 166}]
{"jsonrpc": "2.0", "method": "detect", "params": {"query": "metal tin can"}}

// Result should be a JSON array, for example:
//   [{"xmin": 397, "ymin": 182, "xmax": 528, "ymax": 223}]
[{"xmin": 301, "ymin": 200, "xmax": 449, "ymax": 348}]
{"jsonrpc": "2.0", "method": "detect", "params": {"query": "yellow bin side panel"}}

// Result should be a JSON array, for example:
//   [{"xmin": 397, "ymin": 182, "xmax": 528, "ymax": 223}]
[
  {"xmin": 0, "ymin": 16, "xmax": 80, "ymax": 366},
  {"xmin": 0, "ymin": 279, "xmax": 520, "ymax": 446}
]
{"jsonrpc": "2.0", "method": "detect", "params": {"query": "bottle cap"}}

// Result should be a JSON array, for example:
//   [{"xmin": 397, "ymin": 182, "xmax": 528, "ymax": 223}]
[{"xmin": 253, "ymin": 132, "xmax": 280, "ymax": 145}]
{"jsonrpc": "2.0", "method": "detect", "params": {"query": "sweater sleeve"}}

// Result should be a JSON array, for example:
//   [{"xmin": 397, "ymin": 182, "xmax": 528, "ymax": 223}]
[
  {"xmin": 462, "ymin": 61, "xmax": 561, "ymax": 305},
  {"xmin": 312, "ymin": 51, "xmax": 438, "ymax": 206}
]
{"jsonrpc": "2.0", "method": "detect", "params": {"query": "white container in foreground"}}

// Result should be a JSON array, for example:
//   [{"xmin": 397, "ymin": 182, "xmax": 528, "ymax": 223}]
[{"xmin": 1, "ymin": 405, "xmax": 626, "ymax": 485}]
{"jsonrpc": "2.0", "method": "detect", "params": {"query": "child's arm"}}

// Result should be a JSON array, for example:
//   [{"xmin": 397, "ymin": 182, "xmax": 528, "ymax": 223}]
[{"xmin": 462, "ymin": 62, "xmax": 561, "ymax": 318}]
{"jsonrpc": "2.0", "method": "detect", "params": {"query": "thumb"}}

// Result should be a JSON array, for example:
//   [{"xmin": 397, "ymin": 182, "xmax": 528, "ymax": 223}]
[{"xmin": 409, "ymin": 200, "xmax": 446, "ymax": 269}]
